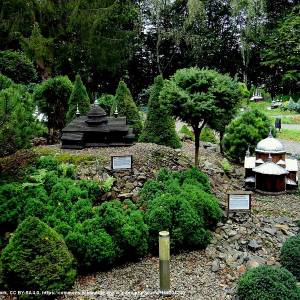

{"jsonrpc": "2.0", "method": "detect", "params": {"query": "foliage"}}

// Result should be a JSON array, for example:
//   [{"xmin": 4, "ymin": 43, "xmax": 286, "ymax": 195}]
[
  {"xmin": 219, "ymin": 158, "xmax": 233, "ymax": 174},
  {"xmin": 0, "ymin": 85, "xmax": 45, "ymax": 157},
  {"xmin": 285, "ymin": 98, "xmax": 300, "ymax": 113},
  {"xmin": 0, "ymin": 217, "xmax": 76, "ymax": 294},
  {"xmin": 200, "ymin": 127, "xmax": 217, "ymax": 144},
  {"xmin": 139, "ymin": 75, "xmax": 180, "ymax": 148},
  {"xmin": 98, "ymin": 94, "xmax": 116, "ymax": 115},
  {"xmin": 114, "ymin": 81, "xmax": 142, "ymax": 136},
  {"xmin": 160, "ymin": 68, "xmax": 241, "ymax": 165},
  {"xmin": 0, "ymin": 74, "xmax": 13, "ymax": 91},
  {"xmin": 180, "ymin": 125, "xmax": 194, "ymax": 141},
  {"xmin": 140, "ymin": 168, "xmax": 221, "ymax": 252},
  {"xmin": 280, "ymin": 234, "xmax": 300, "ymax": 281},
  {"xmin": 101, "ymin": 176, "xmax": 116, "ymax": 193},
  {"xmin": 237, "ymin": 265, "xmax": 300, "ymax": 300},
  {"xmin": 223, "ymin": 110, "xmax": 275, "ymax": 162},
  {"xmin": 34, "ymin": 76, "xmax": 73, "ymax": 142},
  {"xmin": 66, "ymin": 74, "xmax": 90, "ymax": 123},
  {"xmin": 0, "ymin": 50, "xmax": 37, "ymax": 84}
]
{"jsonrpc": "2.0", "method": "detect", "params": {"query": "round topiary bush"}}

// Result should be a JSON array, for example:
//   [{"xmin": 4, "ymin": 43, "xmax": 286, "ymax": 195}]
[
  {"xmin": 237, "ymin": 265, "xmax": 300, "ymax": 300},
  {"xmin": 0, "ymin": 217, "xmax": 77, "ymax": 293},
  {"xmin": 280, "ymin": 234, "xmax": 300, "ymax": 281}
]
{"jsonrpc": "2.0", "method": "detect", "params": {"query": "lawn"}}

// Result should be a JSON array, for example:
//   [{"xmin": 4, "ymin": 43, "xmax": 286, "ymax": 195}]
[{"xmin": 277, "ymin": 128, "xmax": 300, "ymax": 142}]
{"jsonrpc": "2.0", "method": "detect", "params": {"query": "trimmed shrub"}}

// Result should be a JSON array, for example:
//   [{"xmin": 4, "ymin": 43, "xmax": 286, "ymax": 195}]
[
  {"xmin": 0, "ymin": 50, "xmax": 38, "ymax": 84},
  {"xmin": 66, "ymin": 74, "xmax": 90, "ymax": 123},
  {"xmin": 280, "ymin": 234, "xmax": 300, "ymax": 281},
  {"xmin": 223, "ymin": 110, "xmax": 275, "ymax": 162},
  {"xmin": 0, "ymin": 217, "xmax": 77, "ymax": 293},
  {"xmin": 114, "ymin": 81, "xmax": 142, "ymax": 136},
  {"xmin": 35, "ymin": 155, "xmax": 59, "ymax": 171},
  {"xmin": 237, "ymin": 266, "xmax": 300, "ymax": 300},
  {"xmin": 139, "ymin": 75, "xmax": 181, "ymax": 148},
  {"xmin": 200, "ymin": 127, "xmax": 217, "ymax": 143},
  {"xmin": 98, "ymin": 94, "xmax": 116, "ymax": 115},
  {"xmin": 0, "ymin": 74, "xmax": 13, "ymax": 91}
]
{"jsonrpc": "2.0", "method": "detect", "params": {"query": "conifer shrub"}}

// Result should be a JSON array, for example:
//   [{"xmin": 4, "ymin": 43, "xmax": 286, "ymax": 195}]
[
  {"xmin": 200, "ymin": 127, "xmax": 217, "ymax": 143},
  {"xmin": 0, "ymin": 50, "xmax": 38, "ymax": 84},
  {"xmin": 0, "ymin": 74, "xmax": 13, "ymax": 91},
  {"xmin": 223, "ymin": 109, "xmax": 275, "ymax": 162},
  {"xmin": 98, "ymin": 94, "xmax": 116, "ymax": 114},
  {"xmin": 66, "ymin": 74, "xmax": 90, "ymax": 122},
  {"xmin": 280, "ymin": 234, "xmax": 300, "ymax": 281},
  {"xmin": 237, "ymin": 266, "xmax": 300, "ymax": 300},
  {"xmin": 35, "ymin": 155, "xmax": 59, "ymax": 171},
  {"xmin": 139, "ymin": 75, "xmax": 180, "ymax": 148},
  {"xmin": 114, "ymin": 81, "xmax": 142, "ymax": 136},
  {"xmin": 0, "ymin": 217, "xmax": 77, "ymax": 294}
]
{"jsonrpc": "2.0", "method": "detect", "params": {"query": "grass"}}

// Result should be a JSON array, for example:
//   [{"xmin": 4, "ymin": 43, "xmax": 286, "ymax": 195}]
[{"xmin": 277, "ymin": 128, "xmax": 300, "ymax": 142}]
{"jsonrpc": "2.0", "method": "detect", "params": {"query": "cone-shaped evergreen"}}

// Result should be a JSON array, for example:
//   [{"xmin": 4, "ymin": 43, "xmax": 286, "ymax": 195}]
[
  {"xmin": 66, "ymin": 74, "xmax": 90, "ymax": 123},
  {"xmin": 113, "ymin": 81, "xmax": 142, "ymax": 136},
  {"xmin": 139, "ymin": 75, "xmax": 181, "ymax": 148},
  {"xmin": 0, "ymin": 217, "xmax": 77, "ymax": 293}
]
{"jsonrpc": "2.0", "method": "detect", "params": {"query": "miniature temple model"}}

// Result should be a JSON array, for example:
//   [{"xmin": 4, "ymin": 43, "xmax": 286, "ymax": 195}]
[
  {"xmin": 244, "ymin": 130, "xmax": 298, "ymax": 194},
  {"xmin": 250, "ymin": 89, "xmax": 263, "ymax": 102},
  {"xmin": 61, "ymin": 100, "xmax": 135, "ymax": 149}
]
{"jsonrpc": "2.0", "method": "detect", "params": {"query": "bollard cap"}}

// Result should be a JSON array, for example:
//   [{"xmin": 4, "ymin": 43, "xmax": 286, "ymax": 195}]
[{"xmin": 159, "ymin": 231, "xmax": 169, "ymax": 237}]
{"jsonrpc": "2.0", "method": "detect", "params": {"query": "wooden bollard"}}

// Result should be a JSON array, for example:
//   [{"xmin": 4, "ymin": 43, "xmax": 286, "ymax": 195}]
[{"xmin": 159, "ymin": 231, "xmax": 170, "ymax": 293}]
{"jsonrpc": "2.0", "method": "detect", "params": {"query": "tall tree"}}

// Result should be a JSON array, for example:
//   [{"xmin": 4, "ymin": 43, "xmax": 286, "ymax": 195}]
[
  {"xmin": 160, "ymin": 68, "xmax": 241, "ymax": 166},
  {"xmin": 139, "ymin": 75, "xmax": 180, "ymax": 148}
]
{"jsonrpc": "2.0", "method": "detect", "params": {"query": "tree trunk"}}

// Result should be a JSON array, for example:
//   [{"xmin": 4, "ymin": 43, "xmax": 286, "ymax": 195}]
[{"xmin": 194, "ymin": 126, "xmax": 200, "ymax": 166}]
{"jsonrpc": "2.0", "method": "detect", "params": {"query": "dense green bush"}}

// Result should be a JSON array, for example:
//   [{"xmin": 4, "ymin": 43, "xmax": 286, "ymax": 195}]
[
  {"xmin": 140, "ymin": 168, "xmax": 221, "ymax": 252},
  {"xmin": 0, "ymin": 217, "xmax": 77, "ymax": 294},
  {"xmin": 200, "ymin": 127, "xmax": 217, "ymax": 143},
  {"xmin": 0, "ymin": 85, "xmax": 45, "ymax": 157},
  {"xmin": 139, "ymin": 75, "xmax": 180, "ymax": 148},
  {"xmin": 237, "ymin": 266, "xmax": 300, "ymax": 300},
  {"xmin": 66, "ymin": 74, "xmax": 90, "ymax": 122},
  {"xmin": 0, "ymin": 74, "xmax": 13, "ymax": 91},
  {"xmin": 223, "ymin": 110, "xmax": 275, "ymax": 162},
  {"xmin": 280, "ymin": 234, "xmax": 300, "ymax": 281},
  {"xmin": 98, "ymin": 93, "xmax": 116, "ymax": 114},
  {"xmin": 0, "ymin": 50, "xmax": 38, "ymax": 84},
  {"xmin": 114, "ymin": 81, "xmax": 142, "ymax": 136}
]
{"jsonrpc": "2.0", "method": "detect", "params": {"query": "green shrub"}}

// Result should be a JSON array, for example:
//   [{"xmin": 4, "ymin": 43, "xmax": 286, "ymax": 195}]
[
  {"xmin": 98, "ymin": 94, "xmax": 116, "ymax": 115},
  {"xmin": 219, "ymin": 158, "xmax": 233, "ymax": 174},
  {"xmin": 0, "ymin": 74, "xmax": 13, "ymax": 91},
  {"xmin": 65, "ymin": 219, "xmax": 117, "ymax": 270},
  {"xmin": 58, "ymin": 163, "xmax": 76, "ymax": 179},
  {"xmin": 101, "ymin": 176, "xmax": 115, "ymax": 193},
  {"xmin": 237, "ymin": 266, "xmax": 300, "ymax": 300},
  {"xmin": 280, "ymin": 234, "xmax": 300, "ymax": 281},
  {"xmin": 114, "ymin": 81, "xmax": 142, "ymax": 136},
  {"xmin": 0, "ymin": 50, "xmax": 38, "ymax": 84},
  {"xmin": 77, "ymin": 179, "xmax": 101, "ymax": 203},
  {"xmin": 223, "ymin": 110, "xmax": 275, "ymax": 162},
  {"xmin": 200, "ymin": 127, "xmax": 217, "ymax": 143},
  {"xmin": 139, "ymin": 75, "xmax": 181, "ymax": 148},
  {"xmin": 0, "ymin": 217, "xmax": 77, "ymax": 293},
  {"xmin": 179, "ymin": 125, "xmax": 194, "ymax": 141},
  {"xmin": 66, "ymin": 74, "xmax": 90, "ymax": 122},
  {"xmin": 35, "ymin": 155, "xmax": 59, "ymax": 171}
]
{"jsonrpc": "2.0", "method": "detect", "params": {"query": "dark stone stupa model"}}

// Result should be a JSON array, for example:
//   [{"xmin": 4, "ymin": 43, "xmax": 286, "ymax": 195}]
[{"xmin": 61, "ymin": 101, "xmax": 135, "ymax": 149}]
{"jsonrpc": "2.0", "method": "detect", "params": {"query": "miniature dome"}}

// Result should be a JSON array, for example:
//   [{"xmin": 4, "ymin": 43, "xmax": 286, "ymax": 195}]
[{"xmin": 256, "ymin": 131, "xmax": 285, "ymax": 153}]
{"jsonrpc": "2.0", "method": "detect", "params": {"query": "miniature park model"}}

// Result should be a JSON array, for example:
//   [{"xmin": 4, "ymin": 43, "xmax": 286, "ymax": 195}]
[
  {"xmin": 61, "ymin": 100, "xmax": 135, "ymax": 149},
  {"xmin": 244, "ymin": 130, "xmax": 298, "ymax": 194}
]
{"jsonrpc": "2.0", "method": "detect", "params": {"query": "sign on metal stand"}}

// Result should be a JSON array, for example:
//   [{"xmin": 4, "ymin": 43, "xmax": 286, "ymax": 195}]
[
  {"xmin": 227, "ymin": 191, "xmax": 252, "ymax": 217},
  {"xmin": 111, "ymin": 155, "xmax": 133, "ymax": 171}
]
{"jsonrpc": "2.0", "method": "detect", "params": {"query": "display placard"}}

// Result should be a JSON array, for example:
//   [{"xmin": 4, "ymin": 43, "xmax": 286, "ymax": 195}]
[
  {"xmin": 111, "ymin": 155, "xmax": 133, "ymax": 170},
  {"xmin": 227, "ymin": 191, "xmax": 252, "ymax": 217}
]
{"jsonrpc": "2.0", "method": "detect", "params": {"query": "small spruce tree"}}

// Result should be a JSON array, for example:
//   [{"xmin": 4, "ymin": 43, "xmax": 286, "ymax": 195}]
[
  {"xmin": 66, "ymin": 74, "xmax": 90, "ymax": 123},
  {"xmin": 113, "ymin": 81, "xmax": 142, "ymax": 136},
  {"xmin": 139, "ymin": 75, "xmax": 180, "ymax": 148}
]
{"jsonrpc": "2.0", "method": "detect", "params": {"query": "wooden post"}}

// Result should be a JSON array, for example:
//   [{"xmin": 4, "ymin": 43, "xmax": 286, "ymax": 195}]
[{"xmin": 159, "ymin": 231, "xmax": 170, "ymax": 293}]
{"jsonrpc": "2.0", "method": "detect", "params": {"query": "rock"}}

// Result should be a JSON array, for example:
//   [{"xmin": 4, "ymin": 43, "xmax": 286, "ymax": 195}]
[
  {"xmin": 237, "ymin": 265, "xmax": 246, "ymax": 274},
  {"xmin": 263, "ymin": 227, "xmax": 277, "ymax": 236},
  {"xmin": 248, "ymin": 240, "xmax": 261, "ymax": 251},
  {"xmin": 212, "ymin": 259, "xmax": 220, "ymax": 272},
  {"xmin": 118, "ymin": 193, "xmax": 133, "ymax": 199},
  {"xmin": 275, "ymin": 224, "xmax": 289, "ymax": 235},
  {"xmin": 228, "ymin": 230, "xmax": 237, "ymax": 237},
  {"xmin": 246, "ymin": 259, "xmax": 260, "ymax": 269}
]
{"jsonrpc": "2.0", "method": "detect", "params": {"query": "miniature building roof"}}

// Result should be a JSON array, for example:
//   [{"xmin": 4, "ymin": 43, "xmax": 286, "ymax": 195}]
[
  {"xmin": 252, "ymin": 161, "xmax": 289, "ymax": 175},
  {"xmin": 256, "ymin": 132, "xmax": 285, "ymax": 153},
  {"xmin": 276, "ymin": 159, "xmax": 286, "ymax": 165},
  {"xmin": 244, "ymin": 156, "xmax": 255, "ymax": 169},
  {"xmin": 286, "ymin": 158, "xmax": 298, "ymax": 172},
  {"xmin": 245, "ymin": 176, "xmax": 255, "ymax": 183},
  {"xmin": 286, "ymin": 178, "xmax": 297, "ymax": 186},
  {"xmin": 255, "ymin": 159, "xmax": 264, "ymax": 164}
]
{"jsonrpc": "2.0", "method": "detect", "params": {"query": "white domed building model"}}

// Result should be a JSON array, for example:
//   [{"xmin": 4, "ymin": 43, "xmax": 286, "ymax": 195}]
[{"xmin": 244, "ymin": 130, "xmax": 298, "ymax": 194}]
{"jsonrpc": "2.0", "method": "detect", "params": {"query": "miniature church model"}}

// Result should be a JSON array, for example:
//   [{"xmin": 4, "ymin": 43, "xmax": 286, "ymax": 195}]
[
  {"xmin": 61, "ymin": 100, "xmax": 135, "ymax": 149},
  {"xmin": 250, "ymin": 89, "xmax": 263, "ymax": 102},
  {"xmin": 244, "ymin": 130, "xmax": 298, "ymax": 194}
]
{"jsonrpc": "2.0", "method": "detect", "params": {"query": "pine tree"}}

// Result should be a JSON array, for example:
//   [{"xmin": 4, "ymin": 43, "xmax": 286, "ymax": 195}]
[
  {"xmin": 114, "ymin": 81, "xmax": 142, "ymax": 136},
  {"xmin": 66, "ymin": 75, "xmax": 90, "ymax": 123},
  {"xmin": 139, "ymin": 75, "xmax": 180, "ymax": 148}
]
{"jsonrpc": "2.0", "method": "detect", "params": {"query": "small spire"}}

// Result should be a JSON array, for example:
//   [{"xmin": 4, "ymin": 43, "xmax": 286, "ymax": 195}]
[
  {"xmin": 33, "ymin": 105, "xmax": 39, "ymax": 117},
  {"xmin": 268, "ymin": 127, "xmax": 273, "ymax": 138},
  {"xmin": 114, "ymin": 106, "xmax": 119, "ymax": 118},
  {"xmin": 246, "ymin": 145, "xmax": 250, "ymax": 157},
  {"xmin": 267, "ymin": 153, "xmax": 272, "ymax": 162},
  {"xmin": 76, "ymin": 104, "xmax": 80, "ymax": 117}
]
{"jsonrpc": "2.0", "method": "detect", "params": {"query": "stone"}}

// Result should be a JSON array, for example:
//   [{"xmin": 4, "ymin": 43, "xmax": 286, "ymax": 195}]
[
  {"xmin": 211, "ymin": 260, "xmax": 220, "ymax": 272},
  {"xmin": 275, "ymin": 224, "xmax": 289, "ymax": 235},
  {"xmin": 237, "ymin": 265, "xmax": 246, "ymax": 274},
  {"xmin": 263, "ymin": 227, "xmax": 277, "ymax": 236},
  {"xmin": 118, "ymin": 193, "xmax": 133, "ymax": 199},
  {"xmin": 248, "ymin": 240, "xmax": 261, "ymax": 251},
  {"xmin": 228, "ymin": 230, "xmax": 237, "ymax": 237},
  {"xmin": 246, "ymin": 260, "xmax": 260, "ymax": 269}
]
